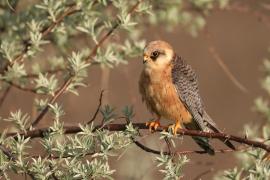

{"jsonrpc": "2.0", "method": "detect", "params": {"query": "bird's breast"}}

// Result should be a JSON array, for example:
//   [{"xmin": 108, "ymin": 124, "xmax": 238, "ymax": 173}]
[{"xmin": 139, "ymin": 66, "xmax": 192, "ymax": 123}]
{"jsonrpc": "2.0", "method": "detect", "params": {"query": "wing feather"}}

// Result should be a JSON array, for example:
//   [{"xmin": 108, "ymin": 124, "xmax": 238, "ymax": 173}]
[
  {"xmin": 171, "ymin": 55, "xmax": 216, "ymax": 131},
  {"xmin": 171, "ymin": 55, "xmax": 236, "ymax": 150}
]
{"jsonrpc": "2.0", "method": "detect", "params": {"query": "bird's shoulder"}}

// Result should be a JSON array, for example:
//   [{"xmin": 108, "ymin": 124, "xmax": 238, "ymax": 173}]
[{"xmin": 171, "ymin": 55, "xmax": 198, "ymax": 85}]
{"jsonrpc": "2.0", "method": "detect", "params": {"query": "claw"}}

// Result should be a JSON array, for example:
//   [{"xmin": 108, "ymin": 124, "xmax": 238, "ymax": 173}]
[
  {"xmin": 146, "ymin": 120, "xmax": 161, "ymax": 132},
  {"xmin": 168, "ymin": 122, "xmax": 182, "ymax": 135}
]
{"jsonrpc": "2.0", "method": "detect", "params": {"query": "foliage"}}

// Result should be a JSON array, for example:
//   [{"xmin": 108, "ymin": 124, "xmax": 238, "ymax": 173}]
[
  {"xmin": 1, "ymin": 0, "xmax": 268, "ymax": 179},
  {"xmin": 215, "ymin": 55, "xmax": 270, "ymax": 180}
]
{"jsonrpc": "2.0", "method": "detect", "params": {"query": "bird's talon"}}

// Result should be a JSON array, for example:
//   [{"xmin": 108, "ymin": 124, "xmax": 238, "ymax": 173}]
[
  {"xmin": 168, "ymin": 123, "xmax": 181, "ymax": 135},
  {"xmin": 146, "ymin": 120, "xmax": 161, "ymax": 132}
]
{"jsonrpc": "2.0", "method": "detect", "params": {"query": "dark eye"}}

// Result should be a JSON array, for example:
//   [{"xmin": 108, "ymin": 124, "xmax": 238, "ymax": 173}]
[{"xmin": 150, "ymin": 51, "xmax": 160, "ymax": 60}]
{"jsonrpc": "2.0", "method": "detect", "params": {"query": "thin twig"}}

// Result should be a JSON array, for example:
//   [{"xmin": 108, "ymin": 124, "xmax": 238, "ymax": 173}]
[
  {"xmin": 6, "ymin": 1, "xmax": 15, "ymax": 13},
  {"xmin": 30, "ymin": 78, "xmax": 73, "ymax": 128},
  {"xmin": 176, "ymin": 147, "xmax": 247, "ymax": 155},
  {"xmin": 41, "ymin": 4, "xmax": 79, "ymax": 37},
  {"xmin": 4, "ymin": 80, "xmax": 37, "ymax": 93},
  {"xmin": 0, "ymin": 144, "xmax": 15, "ymax": 161},
  {"xmin": 204, "ymin": 28, "xmax": 248, "ymax": 93},
  {"xmin": 88, "ymin": 90, "xmax": 105, "ymax": 124},
  {"xmin": 164, "ymin": 137, "xmax": 173, "ymax": 155},
  {"xmin": 133, "ymin": 140, "xmax": 171, "ymax": 155},
  {"xmin": 23, "ymin": 68, "xmax": 66, "ymax": 78}
]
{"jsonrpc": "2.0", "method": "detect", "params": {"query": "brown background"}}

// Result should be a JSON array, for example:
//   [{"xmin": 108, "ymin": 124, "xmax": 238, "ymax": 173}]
[{"xmin": 1, "ymin": 1, "xmax": 270, "ymax": 179}]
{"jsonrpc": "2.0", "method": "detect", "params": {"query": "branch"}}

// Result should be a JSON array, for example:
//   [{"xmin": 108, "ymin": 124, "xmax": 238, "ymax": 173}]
[
  {"xmin": 41, "ymin": 4, "xmax": 80, "ymax": 37},
  {"xmin": 7, "ymin": 123, "xmax": 270, "ymax": 152},
  {"xmin": 176, "ymin": 147, "xmax": 245, "ymax": 155},
  {"xmin": 133, "ymin": 139, "xmax": 168, "ymax": 155},
  {"xmin": 22, "ymin": 68, "xmax": 66, "ymax": 78},
  {"xmin": 0, "ymin": 144, "xmax": 15, "ymax": 161},
  {"xmin": 4, "ymin": 80, "xmax": 37, "ymax": 93},
  {"xmin": 204, "ymin": 28, "xmax": 248, "ymax": 93},
  {"xmin": 164, "ymin": 137, "xmax": 173, "ymax": 155},
  {"xmin": 87, "ymin": 90, "xmax": 105, "ymax": 124},
  {"xmin": 30, "ymin": 78, "xmax": 72, "ymax": 128}
]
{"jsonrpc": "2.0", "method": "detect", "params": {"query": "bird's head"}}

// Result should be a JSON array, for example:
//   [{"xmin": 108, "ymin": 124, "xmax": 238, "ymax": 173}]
[{"xmin": 143, "ymin": 40, "xmax": 174, "ymax": 69}]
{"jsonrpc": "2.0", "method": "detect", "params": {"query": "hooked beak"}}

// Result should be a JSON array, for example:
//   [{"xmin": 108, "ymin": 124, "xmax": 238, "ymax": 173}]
[{"xmin": 143, "ymin": 55, "xmax": 150, "ymax": 64}]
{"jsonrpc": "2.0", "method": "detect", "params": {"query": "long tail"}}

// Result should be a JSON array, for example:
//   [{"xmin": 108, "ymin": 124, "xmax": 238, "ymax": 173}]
[
  {"xmin": 203, "ymin": 111, "xmax": 236, "ymax": 150},
  {"xmin": 208, "ymin": 124, "xmax": 236, "ymax": 150},
  {"xmin": 185, "ymin": 121, "xmax": 215, "ymax": 155},
  {"xmin": 192, "ymin": 136, "xmax": 215, "ymax": 155}
]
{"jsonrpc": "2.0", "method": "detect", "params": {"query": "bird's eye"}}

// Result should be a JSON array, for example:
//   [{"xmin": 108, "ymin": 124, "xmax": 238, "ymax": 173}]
[{"xmin": 150, "ymin": 51, "xmax": 160, "ymax": 60}]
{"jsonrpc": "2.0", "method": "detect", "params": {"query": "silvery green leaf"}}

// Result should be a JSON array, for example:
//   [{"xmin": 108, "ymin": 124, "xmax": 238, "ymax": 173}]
[
  {"xmin": 68, "ymin": 51, "xmax": 90, "ymax": 76},
  {"xmin": 100, "ymin": 105, "xmax": 116, "ymax": 123},
  {"xmin": 2, "ymin": 62, "xmax": 26, "ymax": 80},
  {"xmin": 0, "ymin": 40, "xmax": 22, "ymax": 62},
  {"xmin": 34, "ymin": 74, "xmax": 58, "ymax": 95},
  {"xmin": 49, "ymin": 103, "xmax": 65, "ymax": 120},
  {"xmin": 4, "ymin": 110, "xmax": 30, "ymax": 132}
]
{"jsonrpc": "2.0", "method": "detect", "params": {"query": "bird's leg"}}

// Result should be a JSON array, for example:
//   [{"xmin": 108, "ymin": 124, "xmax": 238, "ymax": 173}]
[
  {"xmin": 169, "ymin": 120, "xmax": 182, "ymax": 135},
  {"xmin": 146, "ymin": 116, "xmax": 161, "ymax": 132}
]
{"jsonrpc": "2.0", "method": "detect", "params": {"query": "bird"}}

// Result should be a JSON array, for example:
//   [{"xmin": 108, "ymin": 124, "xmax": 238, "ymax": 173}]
[{"xmin": 139, "ymin": 40, "xmax": 235, "ymax": 155}]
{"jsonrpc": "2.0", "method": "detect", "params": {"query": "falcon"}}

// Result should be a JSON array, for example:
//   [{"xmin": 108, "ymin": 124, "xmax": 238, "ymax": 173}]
[{"xmin": 139, "ymin": 40, "xmax": 235, "ymax": 154}]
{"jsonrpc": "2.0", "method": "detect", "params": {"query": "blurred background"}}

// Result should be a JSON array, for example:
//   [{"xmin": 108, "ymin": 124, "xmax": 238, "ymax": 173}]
[{"xmin": 1, "ymin": 0, "xmax": 270, "ymax": 179}]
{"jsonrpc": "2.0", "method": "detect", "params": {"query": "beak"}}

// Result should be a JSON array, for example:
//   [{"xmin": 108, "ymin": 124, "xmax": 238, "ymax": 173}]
[{"xmin": 143, "ymin": 55, "xmax": 149, "ymax": 64}]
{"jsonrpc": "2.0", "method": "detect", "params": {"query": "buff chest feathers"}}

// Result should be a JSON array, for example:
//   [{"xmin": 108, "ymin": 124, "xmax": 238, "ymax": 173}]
[{"xmin": 139, "ymin": 63, "xmax": 192, "ymax": 125}]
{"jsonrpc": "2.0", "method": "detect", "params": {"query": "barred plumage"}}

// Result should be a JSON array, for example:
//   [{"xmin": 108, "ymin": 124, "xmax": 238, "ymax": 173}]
[{"xmin": 139, "ymin": 40, "xmax": 235, "ymax": 154}]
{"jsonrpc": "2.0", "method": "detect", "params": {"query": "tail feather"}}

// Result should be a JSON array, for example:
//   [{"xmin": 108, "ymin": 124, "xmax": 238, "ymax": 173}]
[
  {"xmin": 184, "ymin": 119, "xmax": 215, "ymax": 155},
  {"xmin": 203, "ymin": 111, "xmax": 236, "ymax": 150},
  {"xmin": 185, "ymin": 111, "xmax": 236, "ymax": 154},
  {"xmin": 206, "ymin": 121, "xmax": 236, "ymax": 150},
  {"xmin": 222, "ymin": 138, "xmax": 236, "ymax": 150},
  {"xmin": 192, "ymin": 137, "xmax": 215, "ymax": 155}
]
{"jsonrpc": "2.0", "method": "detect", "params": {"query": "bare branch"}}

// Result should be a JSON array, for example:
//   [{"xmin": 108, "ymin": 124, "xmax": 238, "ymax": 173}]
[
  {"xmin": 0, "ymin": 144, "xmax": 15, "ymax": 161},
  {"xmin": 133, "ymin": 139, "xmax": 170, "ymax": 155},
  {"xmin": 164, "ymin": 137, "xmax": 173, "ymax": 155},
  {"xmin": 204, "ymin": 28, "xmax": 248, "ymax": 93},
  {"xmin": 87, "ymin": 90, "xmax": 105, "ymax": 124}
]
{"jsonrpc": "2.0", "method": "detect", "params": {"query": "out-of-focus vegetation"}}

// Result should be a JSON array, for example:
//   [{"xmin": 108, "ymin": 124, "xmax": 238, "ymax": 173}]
[{"xmin": 0, "ymin": 0, "xmax": 270, "ymax": 179}]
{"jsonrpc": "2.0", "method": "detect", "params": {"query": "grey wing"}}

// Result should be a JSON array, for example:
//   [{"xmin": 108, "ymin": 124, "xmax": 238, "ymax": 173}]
[{"xmin": 171, "ymin": 55, "xmax": 218, "ymax": 131}]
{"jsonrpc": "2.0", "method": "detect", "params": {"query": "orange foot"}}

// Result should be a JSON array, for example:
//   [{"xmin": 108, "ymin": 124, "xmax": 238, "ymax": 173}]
[
  {"xmin": 169, "ymin": 122, "xmax": 182, "ymax": 135},
  {"xmin": 146, "ymin": 120, "xmax": 161, "ymax": 132}
]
